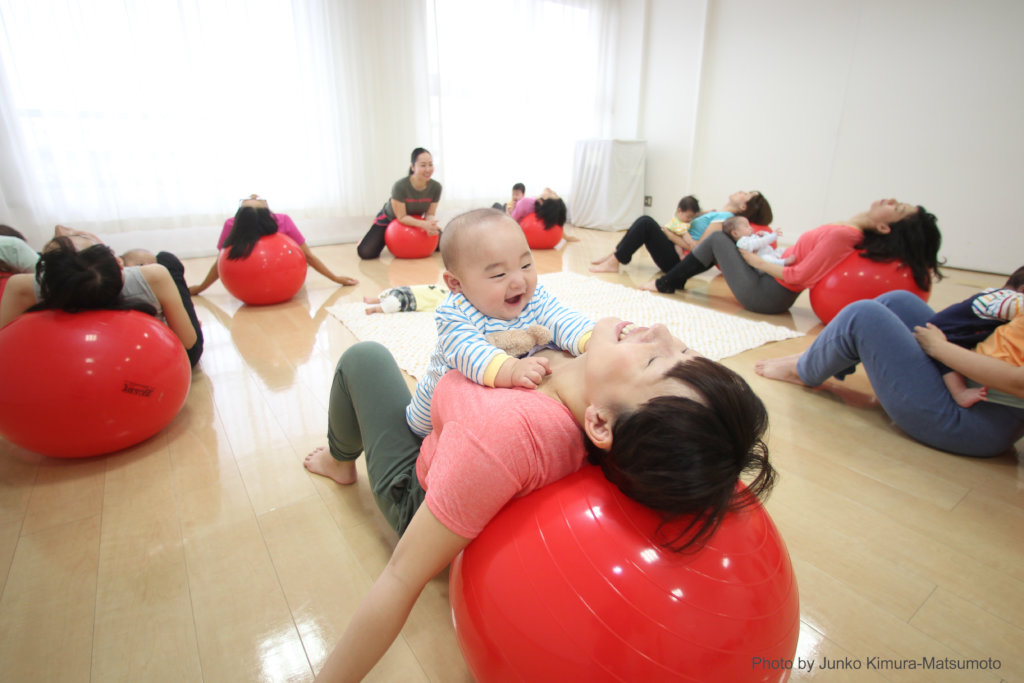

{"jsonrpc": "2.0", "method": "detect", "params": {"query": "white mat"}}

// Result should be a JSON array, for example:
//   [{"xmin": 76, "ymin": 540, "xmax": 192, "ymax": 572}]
[{"xmin": 328, "ymin": 272, "xmax": 802, "ymax": 379}]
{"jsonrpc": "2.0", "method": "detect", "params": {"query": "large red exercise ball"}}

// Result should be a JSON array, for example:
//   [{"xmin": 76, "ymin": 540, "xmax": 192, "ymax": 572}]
[
  {"xmin": 809, "ymin": 251, "xmax": 929, "ymax": 324},
  {"xmin": 450, "ymin": 466, "xmax": 800, "ymax": 682},
  {"xmin": 218, "ymin": 233, "xmax": 306, "ymax": 305},
  {"xmin": 519, "ymin": 212, "xmax": 563, "ymax": 249},
  {"xmin": 384, "ymin": 219, "xmax": 439, "ymax": 259},
  {"xmin": 0, "ymin": 310, "xmax": 191, "ymax": 458}
]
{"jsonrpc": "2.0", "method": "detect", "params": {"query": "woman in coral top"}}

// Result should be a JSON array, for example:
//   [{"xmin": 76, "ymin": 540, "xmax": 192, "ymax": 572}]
[
  {"xmin": 303, "ymin": 317, "xmax": 777, "ymax": 680},
  {"xmin": 642, "ymin": 199, "xmax": 942, "ymax": 315}
]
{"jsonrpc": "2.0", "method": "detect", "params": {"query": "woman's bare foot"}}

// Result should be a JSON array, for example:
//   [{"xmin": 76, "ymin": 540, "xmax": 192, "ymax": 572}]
[
  {"xmin": 588, "ymin": 253, "xmax": 621, "ymax": 273},
  {"xmin": 638, "ymin": 279, "xmax": 659, "ymax": 292},
  {"xmin": 364, "ymin": 304, "xmax": 384, "ymax": 315},
  {"xmin": 754, "ymin": 353, "xmax": 807, "ymax": 386},
  {"xmin": 304, "ymin": 446, "xmax": 358, "ymax": 485}
]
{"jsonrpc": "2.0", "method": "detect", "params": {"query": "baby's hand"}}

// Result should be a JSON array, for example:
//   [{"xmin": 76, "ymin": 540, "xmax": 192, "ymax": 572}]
[
  {"xmin": 511, "ymin": 356, "xmax": 551, "ymax": 389},
  {"xmin": 912, "ymin": 322, "xmax": 947, "ymax": 356},
  {"xmin": 783, "ymin": 255, "xmax": 795, "ymax": 265}
]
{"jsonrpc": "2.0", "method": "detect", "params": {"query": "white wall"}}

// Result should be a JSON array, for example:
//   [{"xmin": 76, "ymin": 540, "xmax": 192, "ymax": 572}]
[
  {"xmin": 636, "ymin": 0, "xmax": 709, "ymax": 223},
  {"xmin": 685, "ymin": 0, "xmax": 1024, "ymax": 274}
]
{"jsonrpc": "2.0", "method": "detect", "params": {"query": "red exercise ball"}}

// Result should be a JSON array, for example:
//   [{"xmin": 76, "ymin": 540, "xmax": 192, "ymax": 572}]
[
  {"xmin": 450, "ymin": 466, "xmax": 800, "ymax": 683},
  {"xmin": 0, "ymin": 310, "xmax": 191, "ymax": 458},
  {"xmin": 519, "ymin": 212, "xmax": 563, "ymax": 249},
  {"xmin": 809, "ymin": 251, "xmax": 929, "ymax": 324},
  {"xmin": 384, "ymin": 219, "xmax": 439, "ymax": 259},
  {"xmin": 218, "ymin": 232, "xmax": 306, "ymax": 305}
]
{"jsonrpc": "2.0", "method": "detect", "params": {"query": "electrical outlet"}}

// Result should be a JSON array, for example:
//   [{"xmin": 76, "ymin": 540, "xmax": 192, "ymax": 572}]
[{"xmin": 644, "ymin": 196, "xmax": 652, "ymax": 207}]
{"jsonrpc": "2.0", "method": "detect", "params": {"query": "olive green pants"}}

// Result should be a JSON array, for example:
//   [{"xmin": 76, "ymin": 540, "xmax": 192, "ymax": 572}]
[{"xmin": 326, "ymin": 341, "xmax": 426, "ymax": 535}]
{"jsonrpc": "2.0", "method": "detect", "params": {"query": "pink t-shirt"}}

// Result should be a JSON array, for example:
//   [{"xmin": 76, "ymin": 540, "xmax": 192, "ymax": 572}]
[
  {"xmin": 216, "ymin": 213, "xmax": 306, "ymax": 249},
  {"xmin": 778, "ymin": 223, "xmax": 863, "ymax": 292},
  {"xmin": 416, "ymin": 371, "xmax": 587, "ymax": 539},
  {"xmin": 510, "ymin": 197, "xmax": 537, "ymax": 223}
]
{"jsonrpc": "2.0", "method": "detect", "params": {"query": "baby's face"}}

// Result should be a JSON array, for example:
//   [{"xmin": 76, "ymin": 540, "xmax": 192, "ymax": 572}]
[
  {"xmin": 512, "ymin": 189, "xmax": 524, "ymax": 202},
  {"xmin": 675, "ymin": 209, "xmax": 696, "ymax": 223},
  {"xmin": 449, "ymin": 218, "xmax": 536, "ymax": 321},
  {"xmin": 731, "ymin": 218, "xmax": 754, "ymax": 238}
]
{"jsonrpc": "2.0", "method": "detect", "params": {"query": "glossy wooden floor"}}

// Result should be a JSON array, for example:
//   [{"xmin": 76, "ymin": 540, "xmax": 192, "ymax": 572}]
[{"xmin": 1, "ymin": 227, "xmax": 1021, "ymax": 683}]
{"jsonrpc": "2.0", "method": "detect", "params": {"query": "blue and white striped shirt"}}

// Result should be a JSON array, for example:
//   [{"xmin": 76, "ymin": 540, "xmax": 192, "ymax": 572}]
[{"xmin": 405, "ymin": 284, "xmax": 593, "ymax": 436}]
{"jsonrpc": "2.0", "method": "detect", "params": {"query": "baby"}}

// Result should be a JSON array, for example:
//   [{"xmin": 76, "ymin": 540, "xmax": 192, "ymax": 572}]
[
  {"xmin": 364, "ymin": 285, "xmax": 449, "ymax": 314},
  {"xmin": 722, "ymin": 216, "xmax": 791, "ymax": 266},
  {"xmin": 405, "ymin": 208, "xmax": 593, "ymax": 436},
  {"xmin": 663, "ymin": 195, "xmax": 702, "ymax": 236},
  {"xmin": 923, "ymin": 266, "xmax": 1024, "ymax": 407}
]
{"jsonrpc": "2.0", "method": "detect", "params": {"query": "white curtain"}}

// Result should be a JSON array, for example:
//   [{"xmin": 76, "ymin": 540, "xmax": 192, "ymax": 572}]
[
  {"xmin": 0, "ymin": 0, "xmax": 616, "ymax": 248},
  {"xmin": 425, "ymin": 0, "xmax": 617, "ymax": 214}
]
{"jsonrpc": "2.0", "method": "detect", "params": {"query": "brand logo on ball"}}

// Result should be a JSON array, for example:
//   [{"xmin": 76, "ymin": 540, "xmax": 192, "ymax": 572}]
[{"xmin": 122, "ymin": 381, "xmax": 155, "ymax": 397}]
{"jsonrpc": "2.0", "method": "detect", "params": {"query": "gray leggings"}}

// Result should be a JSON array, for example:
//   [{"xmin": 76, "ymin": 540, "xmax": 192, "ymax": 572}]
[
  {"xmin": 691, "ymin": 232, "xmax": 800, "ymax": 314},
  {"xmin": 326, "ymin": 341, "xmax": 425, "ymax": 536}
]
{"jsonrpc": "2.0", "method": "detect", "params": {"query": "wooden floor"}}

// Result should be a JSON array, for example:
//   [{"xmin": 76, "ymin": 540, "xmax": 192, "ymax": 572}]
[{"xmin": 0, "ymin": 227, "xmax": 1021, "ymax": 683}]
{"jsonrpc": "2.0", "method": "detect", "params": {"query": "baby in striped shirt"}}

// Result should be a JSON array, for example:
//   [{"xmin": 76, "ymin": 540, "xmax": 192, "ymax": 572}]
[{"xmin": 405, "ymin": 208, "xmax": 593, "ymax": 437}]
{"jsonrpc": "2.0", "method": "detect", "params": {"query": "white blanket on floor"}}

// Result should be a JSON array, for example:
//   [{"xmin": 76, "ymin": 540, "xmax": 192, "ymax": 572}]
[{"xmin": 327, "ymin": 272, "xmax": 801, "ymax": 379}]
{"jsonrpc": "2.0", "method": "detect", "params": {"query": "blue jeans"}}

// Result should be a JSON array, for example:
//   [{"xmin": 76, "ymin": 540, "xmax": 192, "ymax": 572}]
[{"xmin": 797, "ymin": 290, "xmax": 1024, "ymax": 457}]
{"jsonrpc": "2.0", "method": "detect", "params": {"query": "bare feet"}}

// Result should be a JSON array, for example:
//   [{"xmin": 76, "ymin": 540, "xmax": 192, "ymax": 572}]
[
  {"xmin": 364, "ymin": 304, "xmax": 384, "ymax": 315},
  {"xmin": 756, "ymin": 354, "xmax": 881, "ymax": 408},
  {"xmin": 304, "ymin": 446, "xmax": 358, "ymax": 485},
  {"xmin": 754, "ymin": 353, "xmax": 807, "ymax": 386},
  {"xmin": 588, "ymin": 253, "xmax": 621, "ymax": 273},
  {"xmin": 362, "ymin": 296, "xmax": 381, "ymax": 304},
  {"xmin": 638, "ymin": 280, "xmax": 659, "ymax": 292},
  {"xmin": 954, "ymin": 386, "xmax": 988, "ymax": 408}
]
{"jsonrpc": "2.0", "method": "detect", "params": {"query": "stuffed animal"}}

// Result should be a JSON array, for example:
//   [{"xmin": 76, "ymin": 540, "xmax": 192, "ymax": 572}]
[{"xmin": 486, "ymin": 324, "xmax": 553, "ymax": 357}]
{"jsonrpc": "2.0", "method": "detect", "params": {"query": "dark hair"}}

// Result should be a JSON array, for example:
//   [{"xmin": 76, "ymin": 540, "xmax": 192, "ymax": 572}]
[
  {"xmin": 28, "ymin": 237, "xmax": 155, "ymax": 316},
  {"xmin": 734, "ymin": 191, "xmax": 773, "ymax": 225},
  {"xmin": 224, "ymin": 206, "xmax": 279, "ymax": 260},
  {"xmin": 409, "ymin": 147, "xmax": 430, "ymax": 176},
  {"xmin": 1005, "ymin": 266, "xmax": 1024, "ymax": 291},
  {"xmin": 534, "ymin": 197, "xmax": 567, "ymax": 229},
  {"xmin": 0, "ymin": 224, "xmax": 26, "ymax": 240},
  {"xmin": 858, "ymin": 205, "xmax": 942, "ymax": 291},
  {"xmin": 512, "ymin": 182, "xmax": 525, "ymax": 194},
  {"xmin": 676, "ymin": 195, "xmax": 701, "ymax": 214},
  {"xmin": 721, "ymin": 216, "xmax": 745, "ymax": 240},
  {"xmin": 587, "ymin": 357, "xmax": 776, "ymax": 553}
]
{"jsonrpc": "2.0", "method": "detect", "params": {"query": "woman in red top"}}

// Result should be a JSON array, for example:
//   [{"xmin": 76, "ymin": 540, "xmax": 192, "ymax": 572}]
[{"xmin": 640, "ymin": 199, "xmax": 942, "ymax": 315}]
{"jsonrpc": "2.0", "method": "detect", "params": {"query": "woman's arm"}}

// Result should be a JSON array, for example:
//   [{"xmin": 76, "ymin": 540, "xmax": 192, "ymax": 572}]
[
  {"xmin": 188, "ymin": 262, "xmax": 220, "ymax": 295},
  {"xmin": 299, "ymin": 244, "xmax": 358, "ymax": 286},
  {"xmin": 391, "ymin": 199, "xmax": 441, "ymax": 235},
  {"xmin": 0, "ymin": 274, "xmax": 37, "ymax": 326},
  {"xmin": 662, "ymin": 228, "xmax": 691, "ymax": 250},
  {"xmin": 688, "ymin": 220, "xmax": 724, "ymax": 248},
  {"xmin": 739, "ymin": 250, "xmax": 786, "ymax": 280},
  {"xmin": 315, "ymin": 504, "xmax": 470, "ymax": 682},
  {"xmin": 914, "ymin": 323, "xmax": 1024, "ymax": 398},
  {"xmin": 142, "ymin": 265, "xmax": 199, "ymax": 350}
]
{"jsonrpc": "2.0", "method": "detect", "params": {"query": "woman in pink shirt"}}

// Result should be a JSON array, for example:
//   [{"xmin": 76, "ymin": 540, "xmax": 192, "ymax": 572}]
[
  {"xmin": 189, "ymin": 195, "xmax": 358, "ymax": 295},
  {"xmin": 304, "ymin": 316, "xmax": 777, "ymax": 680},
  {"xmin": 640, "ymin": 198, "xmax": 942, "ymax": 315},
  {"xmin": 509, "ymin": 186, "xmax": 567, "ymax": 230}
]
